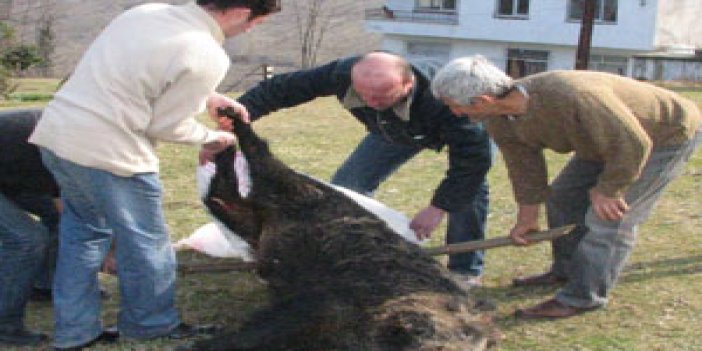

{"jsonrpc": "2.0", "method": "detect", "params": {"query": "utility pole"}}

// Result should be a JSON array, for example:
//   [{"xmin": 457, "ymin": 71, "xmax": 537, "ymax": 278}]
[{"xmin": 574, "ymin": 0, "xmax": 596, "ymax": 70}]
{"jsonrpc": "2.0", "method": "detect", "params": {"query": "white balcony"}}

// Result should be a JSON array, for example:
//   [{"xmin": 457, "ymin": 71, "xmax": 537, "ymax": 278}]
[{"xmin": 365, "ymin": 7, "xmax": 458, "ymax": 25}]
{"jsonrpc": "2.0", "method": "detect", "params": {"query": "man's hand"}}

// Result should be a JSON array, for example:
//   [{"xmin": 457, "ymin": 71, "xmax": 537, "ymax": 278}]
[
  {"xmin": 410, "ymin": 205, "xmax": 446, "ymax": 241},
  {"xmin": 100, "ymin": 243, "xmax": 118, "ymax": 275},
  {"xmin": 510, "ymin": 204, "xmax": 540, "ymax": 246},
  {"xmin": 206, "ymin": 92, "xmax": 250, "ymax": 131},
  {"xmin": 589, "ymin": 189, "xmax": 629, "ymax": 221},
  {"xmin": 199, "ymin": 131, "xmax": 236, "ymax": 165},
  {"xmin": 53, "ymin": 198, "xmax": 63, "ymax": 213}
]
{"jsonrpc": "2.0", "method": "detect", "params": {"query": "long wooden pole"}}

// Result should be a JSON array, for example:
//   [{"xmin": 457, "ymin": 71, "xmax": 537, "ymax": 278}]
[
  {"xmin": 423, "ymin": 224, "xmax": 575, "ymax": 256},
  {"xmin": 178, "ymin": 225, "xmax": 575, "ymax": 274},
  {"xmin": 178, "ymin": 261, "xmax": 256, "ymax": 274}
]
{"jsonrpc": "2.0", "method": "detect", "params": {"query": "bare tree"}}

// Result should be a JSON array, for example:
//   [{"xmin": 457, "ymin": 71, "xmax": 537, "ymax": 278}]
[
  {"xmin": 292, "ymin": 0, "xmax": 335, "ymax": 69},
  {"xmin": 36, "ymin": 11, "xmax": 55, "ymax": 76},
  {"xmin": 0, "ymin": 20, "xmax": 13, "ymax": 45},
  {"xmin": 0, "ymin": 21, "xmax": 16, "ymax": 98}
]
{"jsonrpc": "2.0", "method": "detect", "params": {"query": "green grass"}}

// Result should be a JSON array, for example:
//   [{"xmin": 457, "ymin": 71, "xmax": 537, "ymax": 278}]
[
  {"xmin": 0, "ymin": 78, "xmax": 60, "ymax": 108},
  {"xmin": 6, "ymin": 84, "xmax": 702, "ymax": 350},
  {"xmin": 8, "ymin": 78, "xmax": 62, "ymax": 93}
]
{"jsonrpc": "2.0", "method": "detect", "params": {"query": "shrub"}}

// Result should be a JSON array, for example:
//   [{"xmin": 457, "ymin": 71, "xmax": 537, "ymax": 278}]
[
  {"xmin": 0, "ymin": 66, "xmax": 18, "ymax": 100},
  {"xmin": 1, "ymin": 44, "xmax": 43, "ymax": 73}
]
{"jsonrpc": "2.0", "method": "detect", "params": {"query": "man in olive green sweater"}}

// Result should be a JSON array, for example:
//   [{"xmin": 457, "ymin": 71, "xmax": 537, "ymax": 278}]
[{"xmin": 431, "ymin": 55, "xmax": 702, "ymax": 319}]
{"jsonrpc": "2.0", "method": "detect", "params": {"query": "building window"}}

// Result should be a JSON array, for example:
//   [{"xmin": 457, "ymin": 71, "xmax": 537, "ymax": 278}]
[
  {"xmin": 415, "ymin": 0, "xmax": 457, "ymax": 12},
  {"xmin": 406, "ymin": 42, "xmax": 451, "ymax": 62},
  {"xmin": 506, "ymin": 49, "xmax": 548, "ymax": 78},
  {"xmin": 496, "ymin": 0, "xmax": 529, "ymax": 18},
  {"xmin": 568, "ymin": 0, "xmax": 618, "ymax": 23},
  {"xmin": 589, "ymin": 54, "xmax": 627, "ymax": 75}
]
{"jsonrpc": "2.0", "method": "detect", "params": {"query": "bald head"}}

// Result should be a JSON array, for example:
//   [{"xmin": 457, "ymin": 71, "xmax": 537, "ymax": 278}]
[{"xmin": 351, "ymin": 52, "xmax": 414, "ymax": 110}]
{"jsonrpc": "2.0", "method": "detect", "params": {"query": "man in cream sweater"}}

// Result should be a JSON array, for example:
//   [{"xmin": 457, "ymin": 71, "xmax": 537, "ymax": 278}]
[
  {"xmin": 29, "ymin": 1, "xmax": 280, "ymax": 349},
  {"xmin": 431, "ymin": 56, "xmax": 702, "ymax": 319}
]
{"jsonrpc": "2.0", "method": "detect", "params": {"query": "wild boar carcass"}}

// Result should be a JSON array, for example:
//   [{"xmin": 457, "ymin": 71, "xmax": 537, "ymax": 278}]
[{"xmin": 193, "ymin": 108, "xmax": 498, "ymax": 351}]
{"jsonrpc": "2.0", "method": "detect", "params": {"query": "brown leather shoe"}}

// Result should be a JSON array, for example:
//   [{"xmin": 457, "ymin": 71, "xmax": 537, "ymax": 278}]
[
  {"xmin": 512, "ymin": 271, "xmax": 567, "ymax": 287},
  {"xmin": 515, "ymin": 298, "xmax": 591, "ymax": 319}
]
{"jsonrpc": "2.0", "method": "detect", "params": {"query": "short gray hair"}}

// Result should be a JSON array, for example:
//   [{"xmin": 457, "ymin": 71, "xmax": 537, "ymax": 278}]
[{"xmin": 431, "ymin": 55, "xmax": 513, "ymax": 105}]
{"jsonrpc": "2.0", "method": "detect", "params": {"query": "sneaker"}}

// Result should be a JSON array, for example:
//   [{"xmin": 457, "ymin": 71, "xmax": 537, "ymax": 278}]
[
  {"xmin": 0, "ymin": 327, "xmax": 48, "ymax": 346},
  {"xmin": 450, "ymin": 272, "xmax": 482, "ymax": 289}
]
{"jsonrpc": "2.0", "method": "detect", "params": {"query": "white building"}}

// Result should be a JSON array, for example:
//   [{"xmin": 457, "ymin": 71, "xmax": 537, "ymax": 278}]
[{"xmin": 365, "ymin": 0, "xmax": 702, "ymax": 80}]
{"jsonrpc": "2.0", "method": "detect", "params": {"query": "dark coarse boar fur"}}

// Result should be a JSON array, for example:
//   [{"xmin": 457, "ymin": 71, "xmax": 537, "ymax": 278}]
[{"xmin": 193, "ymin": 108, "xmax": 498, "ymax": 351}]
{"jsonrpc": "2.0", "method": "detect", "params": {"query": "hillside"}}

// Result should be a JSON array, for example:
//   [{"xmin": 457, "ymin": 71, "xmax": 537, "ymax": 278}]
[{"xmin": 5, "ymin": 0, "xmax": 384, "ymax": 90}]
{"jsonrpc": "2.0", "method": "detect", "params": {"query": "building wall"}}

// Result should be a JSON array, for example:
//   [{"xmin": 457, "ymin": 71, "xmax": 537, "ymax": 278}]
[
  {"xmin": 383, "ymin": 34, "xmax": 637, "ymax": 75},
  {"xmin": 655, "ymin": 0, "xmax": 702, "ymax": 50},
  {"xmin": 371, "ymin": 1, "xmax": 702, "ymax": 81},
  {"xmin": 371, "ymin": 0, "xmax": 659, "ymax": 51},
  {"xmin": 632, "ymin": 57, "xmax": 702, "ymax": 81}
]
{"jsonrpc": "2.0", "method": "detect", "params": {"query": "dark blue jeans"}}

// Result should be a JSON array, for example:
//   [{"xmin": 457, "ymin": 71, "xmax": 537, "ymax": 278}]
[
  {"xmin": 331, "ymin": 133, "xmax": 488, "ymax": 276},
  {"xmin": 0, "ymin": 192, "xmax": 56, "ymax": 331},
  {"xmin": 13, "ymin": 193, "xmax": 59, "ymax": 291}
]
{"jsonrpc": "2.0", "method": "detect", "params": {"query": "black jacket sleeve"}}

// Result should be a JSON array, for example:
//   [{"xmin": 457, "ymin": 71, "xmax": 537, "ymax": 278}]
[
  {"xmin": 237, "ymin": 58, "xmax": 356, "ymax": 121},
  {"xmin": 430, "ymin": 115, "xmax": 492, "ymax": 212},
  {"xmin": 0, "ymin": 109, "xmax": 59, "ymax": 198}
]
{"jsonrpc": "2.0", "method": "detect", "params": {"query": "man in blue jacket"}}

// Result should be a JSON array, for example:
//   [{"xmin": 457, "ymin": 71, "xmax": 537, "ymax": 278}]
[{"xmin": 235, "ymin": 52, "xmax": 493, "ymax": 286}]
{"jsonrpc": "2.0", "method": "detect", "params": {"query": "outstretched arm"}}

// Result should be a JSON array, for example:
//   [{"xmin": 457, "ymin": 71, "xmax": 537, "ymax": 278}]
[
  {"xmin": 431, "ymin": 118, "xmax": 493, "ymax": 212},
  {"xmin": 237, "ymin": 58, "xmax": 356, "ymax": 121}
]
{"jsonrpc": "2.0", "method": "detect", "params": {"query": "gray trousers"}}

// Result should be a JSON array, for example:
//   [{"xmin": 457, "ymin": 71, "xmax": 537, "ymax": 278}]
[{"xmin": 547, "ymin": 129, "xmax": 702, "ymax": 309}]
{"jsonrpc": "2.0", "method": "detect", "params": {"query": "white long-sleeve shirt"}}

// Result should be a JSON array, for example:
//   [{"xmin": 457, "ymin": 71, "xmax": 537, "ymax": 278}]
[{"xmin": 30, "ymin": 2, "xmax": 229, "ymax": 176}]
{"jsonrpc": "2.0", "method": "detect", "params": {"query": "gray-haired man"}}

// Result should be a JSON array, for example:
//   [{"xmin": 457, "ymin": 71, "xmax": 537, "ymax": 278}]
[{"xmin": 431, "ymin": 55, "xmax": 702, "ymax": 319}]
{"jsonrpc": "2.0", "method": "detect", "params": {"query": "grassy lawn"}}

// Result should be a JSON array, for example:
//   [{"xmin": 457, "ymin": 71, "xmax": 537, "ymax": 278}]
[
  {"xmin": 0, "ymin": 78, "xmax": 61, "ymax": 109},
  {"xmin": 3, "ymin": 83, "xmax": 702, "ymax": 350}
]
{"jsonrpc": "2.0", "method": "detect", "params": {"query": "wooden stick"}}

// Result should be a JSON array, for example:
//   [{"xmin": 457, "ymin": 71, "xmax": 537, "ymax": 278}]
[
  {"xmin": 423, "ymin": 224, "xmax": 576, "ymax": 256},
  {"xmin": 177, "ymin": 224, "xmax": 576, "ymax": 273},
  {"xmin": 178, "ymin": 261, "xmax": 256, "ymax": 274}
]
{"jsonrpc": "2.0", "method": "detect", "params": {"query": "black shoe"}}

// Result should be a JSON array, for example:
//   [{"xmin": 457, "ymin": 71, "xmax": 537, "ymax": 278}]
[
  {"xmin": 98, "ymin": 286, "xmax": 111, "ymax": 300},
  {"xmin": 174, "ymin": 342, "xmax": 195, "ymax": 351},
  {"xmin": 54, "ymin": 328, "xmax": 119, "ymax": 350},
  {"xmin": 29, "ymin": 287, "xmax": 53, "ymax": 302},
  {"xmin": 512, "ymin": 271, "xmax": 568, "ymax": 287},
  {"xmin": 32, "ymin": 287, "xmax": 111, "ymax": 303},
  {"xmin": 167, "ymin": 323, "xmax": 221, "ymax": 340},
  {"xmin": 0, "ymin": 328, "xmax": 48, "ymax": 346}
]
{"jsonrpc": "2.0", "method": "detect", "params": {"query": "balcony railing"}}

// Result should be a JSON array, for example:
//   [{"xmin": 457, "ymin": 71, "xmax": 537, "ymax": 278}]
[{"xmin": 365, "ymin": 8, "xmax": 459, "ymax": 25}]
